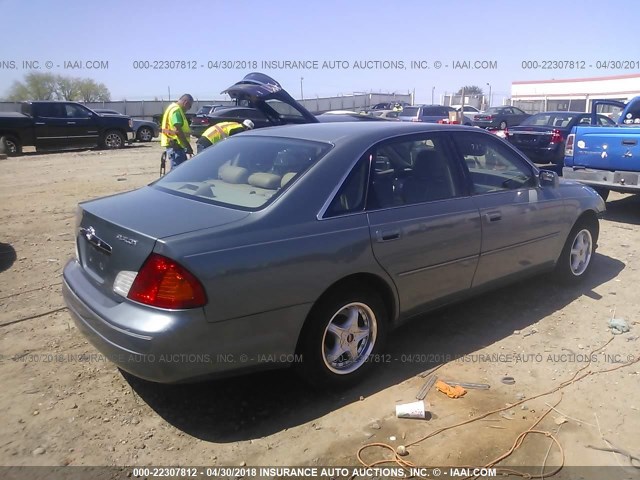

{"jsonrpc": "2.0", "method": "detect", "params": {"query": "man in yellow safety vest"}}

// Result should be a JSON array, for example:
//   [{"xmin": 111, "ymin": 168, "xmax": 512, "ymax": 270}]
[
  {"xmin": 160, "ymin": 94, "xmax": 194, "ymax": 169},
  {"xmin": 196, "ymin": 119, "xmax": 254, "ymax": 154}
]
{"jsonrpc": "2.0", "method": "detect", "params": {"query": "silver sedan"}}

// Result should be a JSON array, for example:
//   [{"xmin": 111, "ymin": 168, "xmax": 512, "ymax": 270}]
[{"xmin": 62, "ymin": 122, "xmax": 605, "ymax": 387}]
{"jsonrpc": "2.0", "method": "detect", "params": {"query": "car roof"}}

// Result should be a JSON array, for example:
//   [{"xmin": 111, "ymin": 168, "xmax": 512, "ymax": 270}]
[
  {"xmin": 530, "ymin": 111, "xmax": 584, "ymax": 115},
  {"xmin": 243, "ymin": 121, "xmax": 484, "ymax": 144}
]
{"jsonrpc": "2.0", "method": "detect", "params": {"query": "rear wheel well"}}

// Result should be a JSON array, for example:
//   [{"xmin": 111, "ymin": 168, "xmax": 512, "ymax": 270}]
[{"xmin": 296, "ymin": 273, "xmax": 396, "ymax": 350}]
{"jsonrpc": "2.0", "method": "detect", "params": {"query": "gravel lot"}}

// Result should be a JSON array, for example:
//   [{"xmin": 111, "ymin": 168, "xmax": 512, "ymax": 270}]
[{"xmin": 1, "ymin": 143, "xmax": 639, "ymax": 477}]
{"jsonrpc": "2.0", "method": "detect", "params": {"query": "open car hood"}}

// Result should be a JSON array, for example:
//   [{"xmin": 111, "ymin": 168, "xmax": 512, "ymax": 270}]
[{"xmin": 221, "ymin": 73, "xmax": 318, "ymax": 125}]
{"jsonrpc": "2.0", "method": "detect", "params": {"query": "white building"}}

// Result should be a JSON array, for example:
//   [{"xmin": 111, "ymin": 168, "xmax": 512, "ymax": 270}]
[{"xmin": 511, "ymin": 73, "xmax": 640, "ymax": 113}]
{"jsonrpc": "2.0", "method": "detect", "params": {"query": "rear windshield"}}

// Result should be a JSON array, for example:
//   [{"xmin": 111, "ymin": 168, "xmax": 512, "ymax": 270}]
[
  {"xmin": 521, "ymin": 113, "xmax": 575, "ymax": 127},
  {"xmin": 421, "ymin": 106, "xmax": 449, "ymax": 116},
  {"xmin": 154, "ymin": 136, "xmax": 332, "ymax": 210},
  {"xmin": 399, "ymin": 106, "xmax": 419, "ymax": 116},
  {"xmin": 196, "ymin": 106, "xmax": 213, "ymax": 115}
]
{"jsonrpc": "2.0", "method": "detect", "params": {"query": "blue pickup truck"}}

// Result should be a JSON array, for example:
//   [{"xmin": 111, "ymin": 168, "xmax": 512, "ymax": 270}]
[{"xmin": 563, "ymin": 96, "xmax": 640, "ymax": 200}]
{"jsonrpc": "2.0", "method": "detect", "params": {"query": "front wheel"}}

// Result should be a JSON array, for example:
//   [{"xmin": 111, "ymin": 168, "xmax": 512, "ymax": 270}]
[
  {"xmin": 499, "ymin": 121, "xmax": 507, "ymax": 130},
  {"xmin": 102, "ymin": 130, "xmax": 125, "ymax": 149},
  {"xmin": 556, "ymin": 221, "xmax": 596, "ymax": 283},
  {"xmin": 296, "ymin": 289, "xmax": 387, "ymax": 388},
  {"xmin": 136, "ymin": 126, "xmax": 154, "ymax": 142}
]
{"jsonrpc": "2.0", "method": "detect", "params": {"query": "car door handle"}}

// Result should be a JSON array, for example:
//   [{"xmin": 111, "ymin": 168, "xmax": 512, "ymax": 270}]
[
  {"xmin": 485, "ymin": 212, "xmax": 502, "ymax": 222},
  {"xmin": 67, "ymin": 121, "xmax": 76, "ymax": 125},
  {"xmin": 622, "ymin": 139, "xmax": 637, "ymax": 146},
  {"xmin": 376, "ymin": 229, "xmax": 401, "ymax": 242},
  {"xmin": 35, "ymin": 122, "xmax": 46, "ymax": 125}
]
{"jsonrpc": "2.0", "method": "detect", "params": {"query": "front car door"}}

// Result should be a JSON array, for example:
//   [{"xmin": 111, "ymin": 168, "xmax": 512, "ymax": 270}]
[
  {"xmin": 450, "ymin": 131, "xmax": 566, "ymax": 287},
  {"xmin": 63, "ymin": 103, "xmax": 99, "ymax": 146},
  {"xmin": 365, "ymin": 133, "xmax": 482, "ymax": 317}
]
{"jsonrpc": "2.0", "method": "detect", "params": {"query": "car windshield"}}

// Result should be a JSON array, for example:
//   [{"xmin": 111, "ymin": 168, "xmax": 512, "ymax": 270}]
[
  {"xmin": 154, "ymin": 136, "xmax": 332, "ymax": 210},
  {"xmin": 521, "ymin": 113, "xmax": 575, "ymax": 127},
  {"xmin": 483, "ymin": 107, "xmax": 501, "ymax": 114},
  {"xmin": 196, "ymin": 106, "xmax": 213, "ymax": 115},
  {"xmin": 399, "ymin": 106, "xmax": 419, "ymax": 116}
]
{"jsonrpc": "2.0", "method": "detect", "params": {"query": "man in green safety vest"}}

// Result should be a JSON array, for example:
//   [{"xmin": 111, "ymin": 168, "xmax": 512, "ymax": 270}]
[
  {"xmin": 160, "ymin": 94, "xmax": 194, "ymax": 169},
  {"xmin": 196, "ymin": 119, "xmax": 254, "ymax": 154}
]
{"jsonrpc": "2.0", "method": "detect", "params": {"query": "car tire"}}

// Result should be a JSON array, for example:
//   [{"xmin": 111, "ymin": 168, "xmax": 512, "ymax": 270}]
[
  {"xmin": 499, "ymin": 121, "xmax": 507, "ymax": 130},
  {"xmin": 136, "ymin": 126, "xmax": 154, "ymax": 142},
  {"xmin": 592, "ymin": 187, "xmax": 609, "ymax": 202},
  {"xmin": 555, "ymin": 220, "xmax": 597, "ymax": 283},
  {"xmin": 102, "ymin": 130, "xmax": 125, "ymax": 149},
  {"xmin": 296, "ymin": 288, "xmax": 388, "ymax": 388},
  {"xmin": 2, "ymin": 135, "xmax": 22, "ymax": 156}
]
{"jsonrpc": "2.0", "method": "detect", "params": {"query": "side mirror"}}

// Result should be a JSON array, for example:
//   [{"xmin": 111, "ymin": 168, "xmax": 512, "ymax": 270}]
[{"xmin": 539, "ymin": 170, "xmax": 559, "ymax": 188}]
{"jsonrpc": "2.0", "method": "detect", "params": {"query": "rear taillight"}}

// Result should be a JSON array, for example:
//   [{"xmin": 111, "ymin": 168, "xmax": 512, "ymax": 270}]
[
  {"xmin": 127, "ymin": 253, "xmax": 207, "ymax": 309},
  {"xmin": 565, "ymin": 133, "xmax": 575, "ymax": 157},
  {"xmin": 550, "ymin": 129, "xmax": 564, "ymax": 144},
  {"xmin": 485, "ymin": 115, "xmax": 493, "ymax": 120}
]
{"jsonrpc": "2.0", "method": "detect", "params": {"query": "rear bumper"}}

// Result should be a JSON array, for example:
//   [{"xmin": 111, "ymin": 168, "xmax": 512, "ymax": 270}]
[
  {"xmin": 62, "ymin": 260, "xmax": 308, "ymax": 383},
  {"xmin": 562, "ymin": 167, "xmax": 640, "ymax": 193},
  {"xmin": 516, "ymin": 146, "xmax": 562, "ymax": 164}
]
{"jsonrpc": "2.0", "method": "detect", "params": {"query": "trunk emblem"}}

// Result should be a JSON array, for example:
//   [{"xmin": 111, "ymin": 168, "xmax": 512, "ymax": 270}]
[
  {"xmin": 79, "ymin": 226, "xmax": 112, "ymax": 256},
  {"xmin": 116, "ymin": 234, "xmax": 138, "ymax": 246}
]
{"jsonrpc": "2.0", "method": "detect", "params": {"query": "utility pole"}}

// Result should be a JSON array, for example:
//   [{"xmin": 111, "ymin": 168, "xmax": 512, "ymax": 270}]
[{"xmin": 300, "ymin": 77, "xmax": 304, "ymax": 100}]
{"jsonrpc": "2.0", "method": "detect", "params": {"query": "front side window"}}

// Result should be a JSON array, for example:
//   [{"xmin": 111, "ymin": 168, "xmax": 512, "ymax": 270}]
[
  {"xmin": 453, "ymin": 133, "xmax": 536, "ymax": 194},
  {"xmin": 155, "ymin": 136, "xmax": 332, "ymax": 210},
  {"xmin": 65, "ymin": 104, "xmax": 92, "ymax": 118}
]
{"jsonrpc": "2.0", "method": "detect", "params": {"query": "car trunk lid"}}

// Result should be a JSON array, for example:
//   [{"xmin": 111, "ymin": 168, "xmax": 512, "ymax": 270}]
[
  {"xmin": 221, "ymin": 73, "xmax": 318, "ymax": 125},
  {"xmin": 76, "ymin": 186, "xmax": 249, "ymax": 297},
  {"xmin": 508, "ymin": 126, "xmax": 556, "ymax": 148}
]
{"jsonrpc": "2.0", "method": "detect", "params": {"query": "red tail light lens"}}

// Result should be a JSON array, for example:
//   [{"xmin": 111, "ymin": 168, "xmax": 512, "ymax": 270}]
[
  {"xmin": 128, "ymin": 253, "xmax": 207, "ymax": 309},
  {"xmin": 550, "ymin": 129, "xmax": 564, "ymax": 144}
]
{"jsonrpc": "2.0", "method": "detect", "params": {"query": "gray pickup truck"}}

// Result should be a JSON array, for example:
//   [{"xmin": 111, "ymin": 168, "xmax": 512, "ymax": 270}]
[{"xmin": 0, "ymin": 101, "xmax": 134, "ymax": 155}]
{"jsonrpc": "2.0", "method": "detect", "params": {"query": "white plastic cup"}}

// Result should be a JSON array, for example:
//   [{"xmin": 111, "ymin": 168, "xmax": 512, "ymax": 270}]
[{"xmin": 395, "ymin": 400, "xmax": 427, "ymax": 419}]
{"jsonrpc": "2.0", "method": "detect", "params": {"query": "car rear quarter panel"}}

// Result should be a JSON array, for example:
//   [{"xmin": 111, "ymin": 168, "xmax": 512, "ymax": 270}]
[{"xmin": 154, "ymin": 140, "xmax": 398, "ymax": 326}]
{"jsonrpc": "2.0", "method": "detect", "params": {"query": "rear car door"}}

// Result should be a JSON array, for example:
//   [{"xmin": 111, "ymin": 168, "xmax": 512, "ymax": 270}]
[
  {"xmin": 451, "ymin": 131, "xmax": 566, "ymax": 287},
  {"xmin": 365, "ymin": 133, "xmax": 481, "ymax": 316},
  {"xmin": 33, "ymin": 103, "xmax": 68, "ymax": 148}
]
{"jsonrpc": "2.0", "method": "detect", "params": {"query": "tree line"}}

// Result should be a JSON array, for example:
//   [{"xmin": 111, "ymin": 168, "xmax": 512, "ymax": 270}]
[{"xmin": 4, "ymin": 72, "xmax": 111, "ymax": 102}]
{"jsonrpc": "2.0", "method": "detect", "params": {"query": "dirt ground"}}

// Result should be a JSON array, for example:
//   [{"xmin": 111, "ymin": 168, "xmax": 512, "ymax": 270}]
[{"xmin": 1, "ymin": 142, "xmax": 639, "ymax": 478}]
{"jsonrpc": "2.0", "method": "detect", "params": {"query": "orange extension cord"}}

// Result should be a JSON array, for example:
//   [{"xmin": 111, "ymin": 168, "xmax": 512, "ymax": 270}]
[{"xmin": 355, "ymin": 337, "xmax": 639, "ymax": 479}]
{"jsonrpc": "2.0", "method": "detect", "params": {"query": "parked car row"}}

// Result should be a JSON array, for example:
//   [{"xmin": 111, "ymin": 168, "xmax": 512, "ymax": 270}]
[{"xmin": 93, "ymin": 109, "xmax": 159, "ymax": 142}]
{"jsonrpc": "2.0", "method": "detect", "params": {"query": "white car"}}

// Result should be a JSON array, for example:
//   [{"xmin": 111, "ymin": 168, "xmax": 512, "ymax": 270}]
[{"xmin": 450, "ymin": 105, "xmax": 483, "ymax": 120}]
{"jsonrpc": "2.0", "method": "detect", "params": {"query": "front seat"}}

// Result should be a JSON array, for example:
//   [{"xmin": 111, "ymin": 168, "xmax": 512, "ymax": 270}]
[{"xmin": 403, "ymin": 150, "xmax": 454, "ymax": 204}]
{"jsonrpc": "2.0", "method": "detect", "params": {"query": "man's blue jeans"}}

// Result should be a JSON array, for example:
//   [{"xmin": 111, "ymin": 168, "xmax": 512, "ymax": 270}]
[{"xmin": 167, "ymin": 147, "xmax": 188, "ymax": 169}]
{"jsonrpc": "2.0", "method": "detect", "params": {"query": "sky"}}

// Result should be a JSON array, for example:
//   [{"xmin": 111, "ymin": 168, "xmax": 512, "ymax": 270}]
[{"xmin": 0, "ymin": 0, "xmax": 639, "ymax": 105}]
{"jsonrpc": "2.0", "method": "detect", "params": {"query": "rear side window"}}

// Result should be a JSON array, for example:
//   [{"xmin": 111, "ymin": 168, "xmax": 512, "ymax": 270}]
[
  {"xmin": 325, "ymin": 155, "xmax": 370, "ymax": 217},
  {"xmin": 367, "ymin": 134, "xmax": 466, "ymax": 209},
  {"xmin": 37, "ymin": 103, "xmax": 66, "ymax": 118},
  {"xmin": 453, "ymin": 133, "xmax": 536, "ymax": 193}
]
